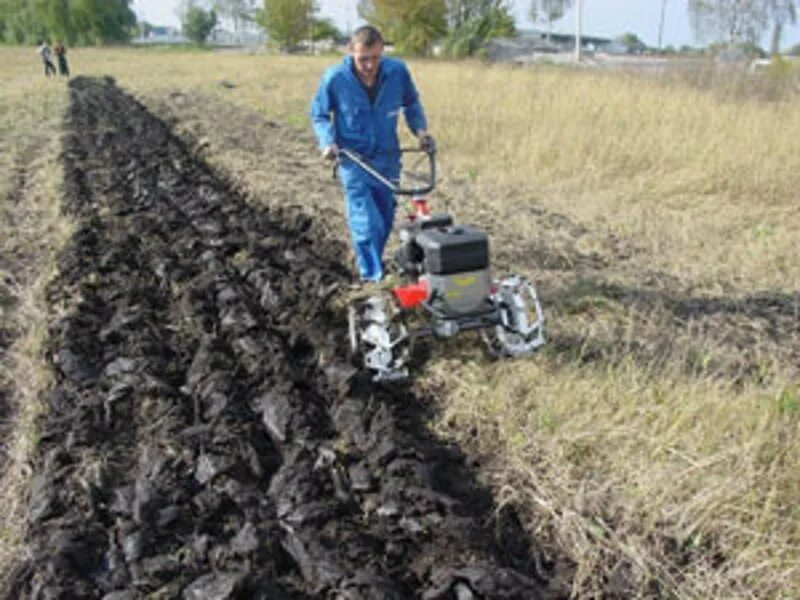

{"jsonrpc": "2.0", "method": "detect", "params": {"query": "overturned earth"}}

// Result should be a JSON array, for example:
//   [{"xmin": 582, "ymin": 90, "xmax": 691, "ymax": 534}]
[{"xmin": 0, "ymin": 77, "xmax": 574, "ymax": 599}]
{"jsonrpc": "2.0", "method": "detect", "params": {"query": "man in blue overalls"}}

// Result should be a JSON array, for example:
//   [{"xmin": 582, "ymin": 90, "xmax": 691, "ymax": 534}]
[{"xmin": 311, "ymin": 25, "xmax": 431, "ymax": 283}]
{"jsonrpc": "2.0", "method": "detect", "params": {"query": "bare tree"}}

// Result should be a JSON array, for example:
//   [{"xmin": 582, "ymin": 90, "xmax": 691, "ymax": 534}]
[
  {"xmin": 688, "ymin": 0, "xmax": 769, "ymax": 46},
  {"xmin": 766, "ymin": 0, "xmax": 796, "ymax": 54},
  {"xmin": 529, "ymin": 0, "xmax": 572, "ymax": 42},
  {"xmin": 214, "ymin": 0, "xmax": 256, "ymax": 35}
]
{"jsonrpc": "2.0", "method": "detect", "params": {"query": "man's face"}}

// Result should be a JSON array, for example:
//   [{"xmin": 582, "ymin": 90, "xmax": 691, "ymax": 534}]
[{"xmin": 351, "ymin": 42, "xmax": 383, "ymax": 83}]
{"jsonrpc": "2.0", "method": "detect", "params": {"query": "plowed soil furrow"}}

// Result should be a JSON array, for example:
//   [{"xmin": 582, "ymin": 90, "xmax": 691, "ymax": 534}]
[{"xmin": 8, "ymin": 77, "xmax": 562, "ymax": 599}]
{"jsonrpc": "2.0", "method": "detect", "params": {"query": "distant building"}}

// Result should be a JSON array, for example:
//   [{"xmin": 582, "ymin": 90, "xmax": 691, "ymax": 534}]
[
  {"xmin": 486, "ymin": 29, "xmax": 613, "ymax": 63},
  {"xmin": 601, "ymin": 41, "xmax": 632, "ymax": 56},
  {"xmin": 133, "ymin": 26, "xmax": 187, "ymax": 45},
  {"xmin": 210, "ymin": 28, "xmax": 266, "ymax": 47},
  {"xmin": 133, "ymin": 23, "xmax": 266, "ymax": 47}
]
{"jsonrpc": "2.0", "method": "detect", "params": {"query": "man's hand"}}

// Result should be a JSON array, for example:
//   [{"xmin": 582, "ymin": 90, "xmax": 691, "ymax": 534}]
[
  {"xmin": 322, "ymin": 144, "xmax": 339, "ymax": 161},
  {"xmin": 417, "ymin": 130, "xmax": 435, "ymax": 153}
]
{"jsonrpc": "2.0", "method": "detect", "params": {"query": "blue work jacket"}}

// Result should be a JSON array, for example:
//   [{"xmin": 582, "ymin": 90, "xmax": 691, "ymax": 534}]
[{"xmin": 310, "ymin": 55, "xmax": 427, "ymax": 176}]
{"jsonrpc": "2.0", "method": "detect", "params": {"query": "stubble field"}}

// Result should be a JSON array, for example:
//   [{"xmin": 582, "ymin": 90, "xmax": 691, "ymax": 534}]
[{"xmin": 0, "ymin": 47, "xmax": 798, "ymax": 598}]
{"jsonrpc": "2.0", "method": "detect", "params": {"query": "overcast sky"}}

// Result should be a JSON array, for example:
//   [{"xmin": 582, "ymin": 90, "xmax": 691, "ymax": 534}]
[{"xmin": 131, "ymin": 0, "xmax": 800, "ymax": 49}]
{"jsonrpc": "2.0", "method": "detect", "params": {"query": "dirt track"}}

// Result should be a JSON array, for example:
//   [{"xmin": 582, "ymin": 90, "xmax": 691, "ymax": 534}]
[{"xmin": 3, "ymin": 77, "xmax": 567, "ymax": 599}]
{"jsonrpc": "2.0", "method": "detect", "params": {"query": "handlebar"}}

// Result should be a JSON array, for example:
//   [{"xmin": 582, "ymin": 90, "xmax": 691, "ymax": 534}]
[{"xmin": 335, "ymin": 145, "xmax": 436, "ymax": 196}]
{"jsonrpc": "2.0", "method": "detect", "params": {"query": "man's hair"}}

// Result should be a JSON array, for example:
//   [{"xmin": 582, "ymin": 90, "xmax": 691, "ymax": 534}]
[{"xmin": 351, "ymin": 25, "xmax": 383, "ymax": 47}]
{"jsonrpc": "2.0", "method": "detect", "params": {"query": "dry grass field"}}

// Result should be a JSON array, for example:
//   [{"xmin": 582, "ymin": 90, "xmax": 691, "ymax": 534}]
[
  {"xmin": 0, "ymin": 53, "xmax": 73, "ymax": 583},
  {"xmin": 1, "ymin": 46, "xmax": 798, "ymax": 597}
]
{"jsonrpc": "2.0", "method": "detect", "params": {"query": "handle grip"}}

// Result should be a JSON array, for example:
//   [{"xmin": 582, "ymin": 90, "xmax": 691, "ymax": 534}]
[{"xmin": 336, "ymin": 145, "xmax": 436, "ymax": 196}]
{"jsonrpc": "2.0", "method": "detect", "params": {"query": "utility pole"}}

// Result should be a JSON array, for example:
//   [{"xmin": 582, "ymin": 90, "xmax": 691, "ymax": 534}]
[
  {"xmin": 658, "ymin": 0, "xmax": 668, "ymax": 50},
  {"xmin": 575, "ymin": 0, "xmax": 583, "ymax": 62}
]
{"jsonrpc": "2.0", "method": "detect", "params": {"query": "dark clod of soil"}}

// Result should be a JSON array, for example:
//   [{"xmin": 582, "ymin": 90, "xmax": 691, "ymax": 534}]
[{"xmin": 5, "ymin": 77, "xmax": 567, "ymax": 599}]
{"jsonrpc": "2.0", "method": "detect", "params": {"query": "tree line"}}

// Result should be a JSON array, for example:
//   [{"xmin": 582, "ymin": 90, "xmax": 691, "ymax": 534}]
[
  {"xmin": 230, "ymin": 0, "xmax": 800, "ymax": 56},
  {"xmin": 253, "ymin": 0, "xmax": 518, "ymax": 56},
  {"xmin": 0, "ymin": 0, "xmax": 136, "ymax": 45},
  {"xmin": 2, "ymin": 0, "xmax": 797, "ymax": 56},
  {"xmin": 0, "ymin": 0, "xmax": 548, "ymax": 53}
]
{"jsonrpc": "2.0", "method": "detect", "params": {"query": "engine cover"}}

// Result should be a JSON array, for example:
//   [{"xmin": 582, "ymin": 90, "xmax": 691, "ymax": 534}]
[
  {"xmin": 416, "ymin": 225, "xmax": 489, "ymax": 275},
  {"xmin": 395, "ymin": 213, "xmax": 453, "ymax": 275},
  {"xmin": 426, "ymin": 268, "xmax": 492, "ymax": 316}
]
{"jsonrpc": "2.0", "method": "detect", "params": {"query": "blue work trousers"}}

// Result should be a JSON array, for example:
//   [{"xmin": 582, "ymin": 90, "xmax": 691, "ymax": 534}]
[{"xmin": 340, "ymin": 166, "xmax": 397, "ymax": 282}]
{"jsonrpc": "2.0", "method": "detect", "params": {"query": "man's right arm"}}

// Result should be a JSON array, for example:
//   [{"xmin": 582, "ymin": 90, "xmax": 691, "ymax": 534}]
[{"xmin": 310, "ymin": 73, "xmax": 337, "ymax": 158}]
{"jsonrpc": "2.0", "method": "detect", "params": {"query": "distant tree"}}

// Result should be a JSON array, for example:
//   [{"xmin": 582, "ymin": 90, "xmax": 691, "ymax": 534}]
[
  {"xmin": 765, "ymin": 0, "xmax": 796, "ymax": 55},
  {"xmin": 38, "ymin": 0, "xmax": 77, "ymax": 45},
  {"xmin": 708, "ymin": 38, "xmax": 766, "ymax": 59},
  {"xmin": 358, "ymin": 0, "xmax": 448, "ymax": 56},
  {"xmin": 617, "ymin": 32, "xmax": 646, "ymax": 53},
  {"xmin": 443, "ymin": 0, "xmax": 515, "ymax": 57},
  {"xmin": 529, "ymin": 0, "xmax": 572, "ymax": 42},
  {"xmin": 447, "ymin": 0, "xmax": 513, "ymax": 29},
  {"xmin": 788, "ymin": 43, "xmax": 800, "ymax": 56},
  {"xmin": 446, "ymin": 0, "xmax": 472, "ymax": 27},
  {"xmin": 176, "ymin": 1, "xmax": 198, "ymax": 26},
  {"xmin": 74, "ymin": 0, "xmax": 138, "ymax": 44},
  {"xmin": 737, "ymin": 40, "xmax": 767, "ymax": 58},
  {"xmin": 688, "ymin": 0, "xmax": 769, "ymax": 46},
  {"xmin": 183, "ymin": 6, "xmax": 218, "ymax": 45},
  {"xmin": 311, "ymin": 17, "xmax": 341, "ymax": 42},
  {"xmin": 257, "ymin": 0, "xmax": 315, "ymax": 51},
  {"xmin": 0, "ymin": 0, "xmax": 38, "ymax": 44}
]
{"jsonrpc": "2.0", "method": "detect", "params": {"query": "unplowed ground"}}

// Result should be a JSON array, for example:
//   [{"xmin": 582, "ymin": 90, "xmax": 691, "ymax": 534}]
[
  {"xmin": 3, "ymin": 77, "xmax": 570, "ymax": 599},
  {"xmin": 1, "ymin": 140, "xmax": 43, "ymax": 453}
]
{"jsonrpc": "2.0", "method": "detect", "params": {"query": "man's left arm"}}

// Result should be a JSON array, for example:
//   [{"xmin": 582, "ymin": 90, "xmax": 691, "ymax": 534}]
[{"xmin": 401, "ymin": 66, "xmax": 429, "ymax": 143}]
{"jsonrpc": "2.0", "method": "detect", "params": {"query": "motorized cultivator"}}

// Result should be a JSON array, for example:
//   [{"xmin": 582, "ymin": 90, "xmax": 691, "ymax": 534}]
[{"xmin": 340, "ymin": 143, "xmax": 546, "ymax": 381}]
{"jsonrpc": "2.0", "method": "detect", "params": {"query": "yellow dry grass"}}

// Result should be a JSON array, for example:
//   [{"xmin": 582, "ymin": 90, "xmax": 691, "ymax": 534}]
[
  {"xmin": 420, "ymin": 62, "xmax": 800, "ymax": 292},
  {"xmin": 0, "ymin": 67, "xmax": 73, "ymax": 585},
  {"xmin": 425, "ymin": 356, "xmax": 800, "ymax": 597},
  {"xmin": 1, "ymin": 46, "xmax": 798, "ymax": 598}
]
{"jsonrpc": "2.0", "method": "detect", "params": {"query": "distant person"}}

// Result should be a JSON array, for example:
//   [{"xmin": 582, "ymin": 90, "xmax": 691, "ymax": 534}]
[
  {"xmin": 54, "ymin": 42, "xmax": 70, "ymax": 77},
  {"xmin": 310, "ymin": 25, "xmax": 432, "ymax": 284},
  {"xmin": 36, "ymin": 40, "xmax": 56, "ymax": 77}
]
